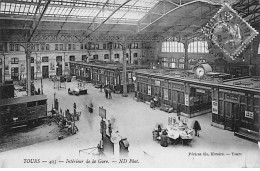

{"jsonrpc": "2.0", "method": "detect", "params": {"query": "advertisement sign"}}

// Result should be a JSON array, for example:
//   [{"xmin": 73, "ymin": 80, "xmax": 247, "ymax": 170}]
[
  {"xmin": 185, "ymin": 94, "xmax": 189, "ymax": 106},
  {"xmin": 99, "ymin": 107, "xmax": 106, "ymax": 119},
  {"xmin": 245, "ymin": 111, "xmax": 253, "ymax": 119},
  {"xmin": 202, "ymin": 4, "xmax": 258, "ymax": 59},
  {"xmin": 128, "ymin": 72, "xmax": 132, "ymax": 79},
  {"xmin": 148, "ymin": 85, "xmax": 151, "ymax": 95},
  {"xmin": 19, "ymin": 62, "xmax": 26, "ymax": 72},
  {"xmin": 155, "ymin": 80, "xmax": 160, "ymax": 86},
  {"xmin": 212, "ymin": 101, "xmax": 218, "ymax": 114},
  {"xmin": 196, "ymin": 89, "xmax": 206, "ymax": 94},
  {"xmin": 164, "ymin": 89, "xmax": 168, "ymax": 100},
  {"xmin": 36, "ymin": 60, "xmax": 41, "ymax": 72},
  {"xmin": 50, "ymin": 61, "xmax": 55, "ymax": 70}
]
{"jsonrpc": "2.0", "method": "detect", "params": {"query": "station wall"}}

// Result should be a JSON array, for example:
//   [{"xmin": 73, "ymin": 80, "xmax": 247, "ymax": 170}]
[{"xmin": 0, "ymin": 42, "xmax": 143, "ymax": 81}]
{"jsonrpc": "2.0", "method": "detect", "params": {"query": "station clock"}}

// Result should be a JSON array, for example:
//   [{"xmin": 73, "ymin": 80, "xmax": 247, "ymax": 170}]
[{"xmin": 193, "ymin": 63, "xmax": 212, "ymax": 78}]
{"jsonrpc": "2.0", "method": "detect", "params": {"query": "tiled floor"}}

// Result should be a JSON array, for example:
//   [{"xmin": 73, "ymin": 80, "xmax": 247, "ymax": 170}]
[{"xmin": 0, "ymin": 79, "xmax": 259, "ymax": 168}]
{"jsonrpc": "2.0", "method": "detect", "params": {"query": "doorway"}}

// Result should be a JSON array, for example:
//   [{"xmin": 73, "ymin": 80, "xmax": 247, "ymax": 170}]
[
  {"xmin": 42, "ymin": 66, "xmax": 49, "ymax": 78},
  {"xmin": 224, "ymin": 102, "xmax": 239, "ymax": 131},
  {"xmin": 11, "ymin": 67, "xmax": 19, "ymax": 80}
]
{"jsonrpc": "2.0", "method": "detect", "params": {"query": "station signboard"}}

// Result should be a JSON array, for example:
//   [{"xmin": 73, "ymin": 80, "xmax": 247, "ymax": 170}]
[
  {"xmin": 245, "ymin": 111, "xmax": 253, "ymax": 119},
  {"xmin": 99, "ymin": 107, "xmax": 106, "ymax": 119}
]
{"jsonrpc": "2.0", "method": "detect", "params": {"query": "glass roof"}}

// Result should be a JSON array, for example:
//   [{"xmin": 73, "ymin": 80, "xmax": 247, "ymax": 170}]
[{"xmin": 0, "ymin": 0, "xmax": 159, "ymax": 24}]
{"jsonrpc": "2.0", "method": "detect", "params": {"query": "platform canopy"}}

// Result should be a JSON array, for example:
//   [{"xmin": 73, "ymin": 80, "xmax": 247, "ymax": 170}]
[{"xmin": 0, "ymin": 0, "xmax": 259, "ymax": 43}]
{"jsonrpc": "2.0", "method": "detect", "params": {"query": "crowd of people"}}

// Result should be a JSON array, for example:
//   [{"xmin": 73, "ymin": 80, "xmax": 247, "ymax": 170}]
[{"xmin": 100, "ymin": 85, "xmax": 112, "ymax": 99}]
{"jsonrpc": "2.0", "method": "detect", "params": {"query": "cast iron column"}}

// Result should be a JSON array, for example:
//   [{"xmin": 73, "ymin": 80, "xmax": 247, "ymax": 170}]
[
  {"xmin": 122, "ymin": 38, "xmax": 128, "ymax": 97},
  {"xmin": 184, "ymin": 41, "xmax": 189, "ymax": 70},
  {"xmin": 1, "ymin": 54, "xmax": 4, "ymax": 83},
  {"xmin": 25, "ymin": 43, "xmax": 32, "ymax": 96}
]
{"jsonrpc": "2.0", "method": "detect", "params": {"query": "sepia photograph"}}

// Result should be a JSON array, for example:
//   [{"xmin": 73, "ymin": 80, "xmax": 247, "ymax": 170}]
[{"xmin": 0, "ymin": 0, "xmax": 260, "ymax": 168}]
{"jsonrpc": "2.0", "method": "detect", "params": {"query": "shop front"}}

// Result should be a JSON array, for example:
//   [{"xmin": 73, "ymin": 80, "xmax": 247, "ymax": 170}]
[
  {"xmin": 135, "ymin": 70, "xmax": 213, "ymax": 118},
  {"xmin": 69, "ymin": 61, "xmax": 146, "ymax": 93},
  {"xmin": 211, "ymin": 86, "xmax": 260, "ymax": 141}
]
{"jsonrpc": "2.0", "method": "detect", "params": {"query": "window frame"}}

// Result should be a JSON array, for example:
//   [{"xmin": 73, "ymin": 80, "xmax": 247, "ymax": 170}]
[
  {"xmin": 40, "ymin": 44, "xmax": 45, "ymax": 51},
  {"xmin": 15, "ymin": 44, "xmax": 20, "ymax": 51},
  {"xmin": 0, "ymin": 44, "xmax": 4, "ymax": 51},
  {"xmin": 55, "ymin": 44, "xmax": 59, "ymax": 50},
  {"xmin": 42, "ymin": 56, "xmax": 49, "ymax": 62},
  {"xmin": 93, "ymin": 54, "xmax": 98, "ymax": 60},
  {"xmin": 114, "ymin": 54, "xmax": 119, "ymax": 59},
  {"xmin": 69, "ymin": 56, "xmax": 75, "ymax": 61},
  {"xmin": 104, "ymin": 54, "xmax": 109, "ymax": 59},
  {"xmin": 10, "ymin": 44, "xmax": 15, "ymax": 51},
  {"xmin": 46, "ymin": 44, "xmax": 50, "ymax": 51},
  {"xmin": 11, "ymin": 58, "xmax": 19, "ymax": 64},
  {"xmin": 60, "ymin": 44, "xmax": 63, "ymax": 51},
  {"xmin": 68, "ymin": 44, "xmax": 72, "ymax": 50}
]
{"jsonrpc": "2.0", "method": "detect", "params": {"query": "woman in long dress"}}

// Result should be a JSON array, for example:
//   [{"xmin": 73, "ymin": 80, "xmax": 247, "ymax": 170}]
[{"xmin": 193, "ymin": 120, "xmax": 201, "ymax": 137}]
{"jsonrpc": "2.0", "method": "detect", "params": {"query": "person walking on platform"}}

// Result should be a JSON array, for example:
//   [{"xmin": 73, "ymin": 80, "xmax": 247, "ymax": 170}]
[
  {"xmin": 108, "ymin": 89, "xmax": 112, "ymax": 99},
  {"xmin": 150, "ymin": 99, "xmax": 155, "ymax": 110},
  {"xmin": 100, "ymin": 84, "xmax": 103, "ymax": 92},
  {"xmin": 108, "ymin": 120, "xmax": 112, "ymax": 137},
  {"xmin": 105, "ymin": 88, "xmax": 108, "ymax": 98},
  {"xmin": 192, "ymin": 120, "xmax": 201, "ymax": 137}
]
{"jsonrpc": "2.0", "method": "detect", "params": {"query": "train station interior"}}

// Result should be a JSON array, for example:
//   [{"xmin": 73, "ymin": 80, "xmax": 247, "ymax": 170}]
[{"xmin": 0, "ymin": 0, "xmax": 260, "ymax": 168}]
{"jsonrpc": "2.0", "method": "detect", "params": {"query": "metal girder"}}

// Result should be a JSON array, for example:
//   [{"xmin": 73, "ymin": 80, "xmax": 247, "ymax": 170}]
[
  {"xmin": 138, "ymin": 0, "xmax": 179, "ymax": 27},
  {"xmin": 0, "ymin": 0, "xmax": 150, "ymax": 14},
  {"xmin": 84, "ymin": 0, "xmax": 131, "ymax": 39},
  {"xmin": 0, "ymin": 33, "xmax": 166, "ymax": 43},
  {"xmin": 56, "ymin": 0, "xmax": 78, "ymax": 37},
  {"xmin": 158, "ymin": 5, "xmax": 216, "ymax": 38},
  {"xmin": 137, "ymin": 0, "xmax": 201, "ymax": 33},
  {"xmin": 161, "ymin": 0, "xmax": 180, "ymax": 7},
  {"xmin": 0, "ymin": 14, "xmax": 139, "ymax": 25},
  {"xmin": 83, "ymin": 0, "xmax": 110, "ymax": 38},
  {"xmin": 105, "ymin": 0, "xmax": 140, "ymax": 35},
  {"xmin": 28, "ymin": 0, "xmax": 51, "ymax": 42}
]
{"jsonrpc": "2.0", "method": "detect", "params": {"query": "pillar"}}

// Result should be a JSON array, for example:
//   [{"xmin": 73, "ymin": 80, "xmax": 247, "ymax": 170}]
[
  {"xmin": 184, "ymin": 41, "xmax": 189, "ymax": 70},
  {"xmin": 122, "ymin": 37, "xmax": 128, "ymax": 97},
  {"xmin": 26, "ymin": 44, "xmax": 32, "ymax": 96},
  {"xmin": 1, "ymin": 55, "xmax": 4, "ymax": 83}
]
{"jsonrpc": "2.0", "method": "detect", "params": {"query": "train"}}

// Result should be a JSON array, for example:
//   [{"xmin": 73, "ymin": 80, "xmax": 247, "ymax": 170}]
[{"xmin": 0, "ymin": 95, "xmax": 48, "ymax": 135}]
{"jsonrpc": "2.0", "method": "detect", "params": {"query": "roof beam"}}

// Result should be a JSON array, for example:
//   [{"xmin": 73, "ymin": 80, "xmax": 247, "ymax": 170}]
[
  {"xmin": 86, "ymin": 0, "xmax": 110, "ymax": 33},
  {"xmin": 30, "ymin": 0, "xmax": 42, "ymax": 29},
  {"xmin": 56, "ymin": 0, "xmax": 78, "ymax": 37},
  {"xmin": 28, "ymin": 0, "xmax": 51, "ymax": 42},
  {"xmin": 105, "ymin": 0, "xmax": 140, "ymax": 35},
  {"xmin": 137, "ymin": 0, "xmax": 199, "ymax": 33},
  {"xmin": 85, "ymin": 0, "xmax": 131, "ymax": 38},
  {"xmin": 0, "ymin": 15, "xmax": 139, "ymax": 25},
  {"xmin": 0, "ymin": 0, "xmax": 150, "ymax": 13}
]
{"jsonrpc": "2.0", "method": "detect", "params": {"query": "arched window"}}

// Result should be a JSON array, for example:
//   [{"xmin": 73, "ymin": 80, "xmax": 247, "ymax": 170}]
[
  {"xmin": 188, "ymin": 41, "xmax": 209, "ymax": 53},
  {"xmin": 162, "ymin": 41, "xmax": 184, "ymax": 52}
]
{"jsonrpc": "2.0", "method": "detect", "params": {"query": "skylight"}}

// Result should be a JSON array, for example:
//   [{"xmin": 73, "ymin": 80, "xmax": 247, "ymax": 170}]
[{"xmin": 0, "ymin": 0, "xmax": 160, "ymax": 24}]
